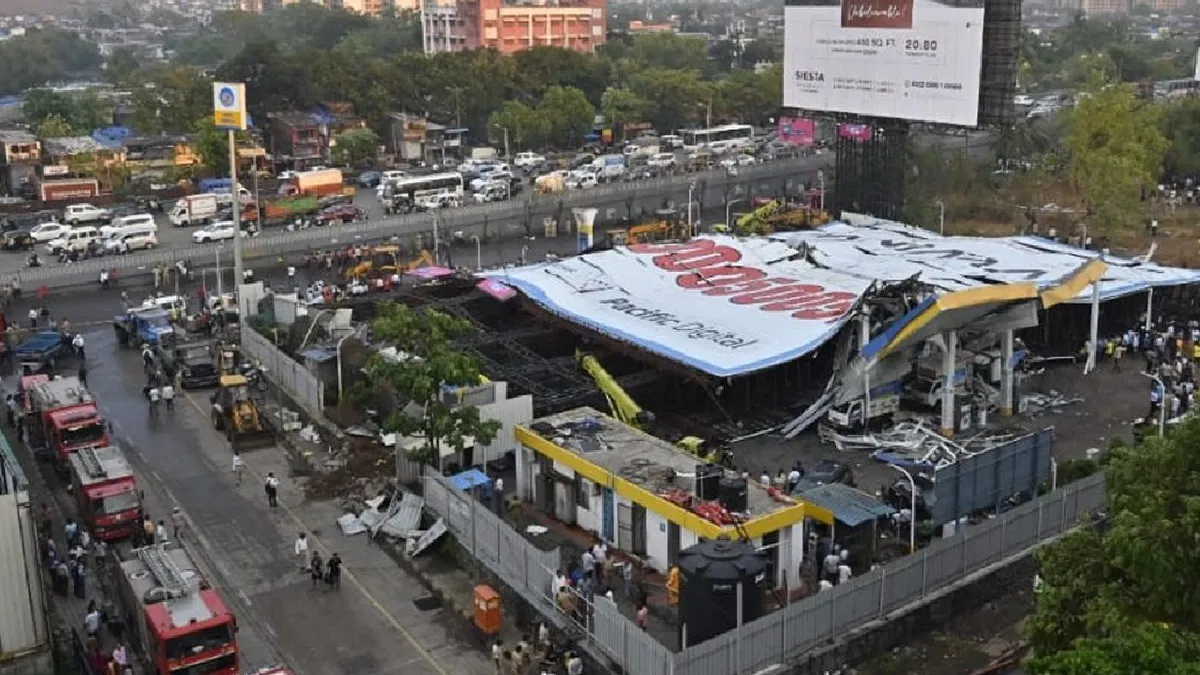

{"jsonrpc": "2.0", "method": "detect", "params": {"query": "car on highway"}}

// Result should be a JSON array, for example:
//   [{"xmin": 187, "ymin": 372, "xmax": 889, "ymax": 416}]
[
  {"xmin": 514, "ymin": 152, "xmax": 545, "ymax": 169},
  {"xmin": 29, "ymin": 221, "xmax": 71, "ymax": 243},
  {"xmin": 470, "ymin": 170, "xmax": 514, "ymax": 192},
  {"xmin": 316, "ymin": 203, "xmax": 365, "ymax": 225},
  {"xmin": 64, "ymin": 203, "xmax": 113, "ymax": 225},
  {"xmin": 46, "ymin": 225, "xmax": 99, "ymax": 255},
  {"xmin": 357, "ymin": 171, "xmax": 382, "ymax": 188},
  {"xmin": 565, "ymin": 168, "xmax": 599, "ymax": 190},
  {"xmin": 1, "ymin": 228, "xmax": 35, "ymax": 251},
  {"xmin": 103, "ymin": 229, "xmax": 158, "ymax": 254},
  {"xmin": 719, "ymin": 154, "xmax": 758, "ymax": 170},
  {"xmin": 191, "ymin": 221, "xmax": 245, "ymax": 243},
  {"xmin": 647, "ymin": 152, "xmax": 677, "ymax": 170}
]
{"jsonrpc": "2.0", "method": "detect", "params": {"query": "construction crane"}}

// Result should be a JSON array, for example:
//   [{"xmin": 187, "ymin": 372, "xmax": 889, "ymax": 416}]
[{"xmin": 577, "ymin": 352, "xmax": 654, "ymax": 430}]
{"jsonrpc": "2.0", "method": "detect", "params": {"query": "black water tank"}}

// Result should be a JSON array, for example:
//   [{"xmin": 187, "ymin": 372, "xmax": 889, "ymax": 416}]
[
  {"xmin": 718, "ymin": 476, "xmax": 748, "ymax": 513},
  {"xmin": 677, "ymin": 536, "xmax": 768, "ymax": 646},
  {"xmin": 695, "ymin": 464, "xmax": 721, "ymax": 501}
]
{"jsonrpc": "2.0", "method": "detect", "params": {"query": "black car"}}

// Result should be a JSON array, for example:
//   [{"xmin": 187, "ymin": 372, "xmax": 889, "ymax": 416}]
[
  {"xmin": 157, "ymin": 337, "xmax": 219, "ymax": 388},
  {"xmin": 1, "ymin": 228, "xmax": 35, "ymax": 251},
  {"xmin": 3, "ymin": 210, "xmax": 59, "ymax": 233},
  {"xmin": 791, "ymin": 459, "xmax": 856, "ymax": 494},
  {"xmin": 884, "ymin": 477, "xmax": 934, "ymax": 522}
]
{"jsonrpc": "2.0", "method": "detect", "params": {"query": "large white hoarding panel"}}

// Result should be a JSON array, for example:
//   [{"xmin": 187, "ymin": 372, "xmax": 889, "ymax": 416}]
[
  {"xmin": 480, "ymin": 237, "xmax": 872, "ymax": 378},
  {"xmin": 783, "ymin": 0, "xmax": 985, "ymax": 126}
]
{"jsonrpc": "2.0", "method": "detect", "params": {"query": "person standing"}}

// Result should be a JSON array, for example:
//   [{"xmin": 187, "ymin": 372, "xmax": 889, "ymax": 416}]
[
  {"xmin": 171, "ymin": 508, "xmax": 186, "ymax": 540},
  {"xmin": 326, "ymin": 552, "xmax": 342, "ymax": 590},
  {"xmin": 310, "ymin": 552, "xmax": 324, "ymax": 588},
  {"xmin": 161, "ymin": 382, "xmax": 175, "ymax": 411},
  {"xmin": 294, "ymin": 533, "xmax": 310, "ymax": 571},
  {"xmin": 264, "ymin": 472, "xmax": 280, "ymax": 507},
  {"xmin": 84, "ymin": 601, "xmax": 101, "ymax": 638},
  {"xmin": 231, "ymin": 451, "xmax": 246, "ymax": 486},
  {"xmin": 112, "ymin": 644, "xmax": 131, "ymax": 675}
]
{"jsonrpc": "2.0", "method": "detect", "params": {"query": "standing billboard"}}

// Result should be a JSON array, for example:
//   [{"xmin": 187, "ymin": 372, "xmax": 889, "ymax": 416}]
[
  {"xmin": 778, "ymin": 116, "xmax": 816, "ymax": 145},
  {"xmin": 783, "ymin": 0, "xmax": 985, "ymax": 126}
]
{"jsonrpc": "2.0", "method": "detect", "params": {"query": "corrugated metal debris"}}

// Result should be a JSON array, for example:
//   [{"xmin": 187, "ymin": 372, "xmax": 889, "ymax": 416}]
[
  {"xmin": 337, "ymin": 492, "xmax": 425, "ymax": 539},
  {"xmin": 405, "ymin": 519, "xmax": 447, "ymax": 557}
]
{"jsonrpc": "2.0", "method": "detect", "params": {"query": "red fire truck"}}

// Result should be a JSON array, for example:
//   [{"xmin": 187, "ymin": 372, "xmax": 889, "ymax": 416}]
[
  {"xmin": 116, "ymin": 544, "xmax": 240, "ymax": 675},
  {"xmin": 67, "ymin": 444, "xmax": 142, "ymax": 541},
  {"xmin": 24, "ymin": 376, "xmax": 108, "ymax": 467}
]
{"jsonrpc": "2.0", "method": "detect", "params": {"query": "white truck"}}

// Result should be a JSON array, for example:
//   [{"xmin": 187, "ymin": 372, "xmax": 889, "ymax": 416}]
[
  {"xmin": 63, "ymin": 203, "xmax": 113, "ymax": 225},
  {"xmin": 825, "ymin": 393, "xmax": 900, "ymax": 431},
  {"xmin": 169, "ymin": 193, "xmax": 219, "ymax": 227}
]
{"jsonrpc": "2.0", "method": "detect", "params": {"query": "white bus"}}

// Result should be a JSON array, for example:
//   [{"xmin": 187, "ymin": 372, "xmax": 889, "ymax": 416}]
[
  {"xmin": 681, "ymin": 124, "xmax": 755, "ymax": 153},
  {"xmin": 383, "ymin": 172, "xmax": 465, "ymax": 211}
]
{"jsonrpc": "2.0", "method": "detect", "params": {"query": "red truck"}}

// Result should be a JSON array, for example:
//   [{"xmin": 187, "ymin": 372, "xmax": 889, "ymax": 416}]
[
  {"xmin": 67, "ymin": 444, "xmax": 142, "ymax": 541},
  {"xmin": 116, "ymin": 544, "xmax": 240, "ymax": 675},
  {"xmin": 24, "ymin": 376, "xmax": 108, "ymax": 468}
]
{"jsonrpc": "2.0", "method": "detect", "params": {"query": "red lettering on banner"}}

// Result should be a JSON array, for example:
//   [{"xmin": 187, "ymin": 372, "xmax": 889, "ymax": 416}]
[{"xmin": 632, "ymin": 239, "xmax": 858, "ymax": 323}]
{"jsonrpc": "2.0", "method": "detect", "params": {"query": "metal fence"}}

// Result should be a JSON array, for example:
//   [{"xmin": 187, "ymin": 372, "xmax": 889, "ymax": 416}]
[
  {"xmin": 240, "ymin": 323, "xmax": 325, "ymax": 416},
  {"xmin": 424, "ymin": 467, "xmax": 1106, "ymax": 675},
  {"xmin": 673, "ymin": 473, "xmax": 1108, "ymax": 675},
  {"xmin": 16, "ymin": 157, "xmax": 819, "ymax": 290}
]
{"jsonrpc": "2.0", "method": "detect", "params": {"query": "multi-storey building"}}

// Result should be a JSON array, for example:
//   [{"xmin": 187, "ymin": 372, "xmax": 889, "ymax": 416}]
[{"xmin": 422, "ymin": 0, "xmax": 606, "ymax": 55}]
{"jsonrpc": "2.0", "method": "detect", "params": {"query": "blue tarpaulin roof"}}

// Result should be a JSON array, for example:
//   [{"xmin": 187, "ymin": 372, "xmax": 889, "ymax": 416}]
[
  {"xmin": 800, "ymin": 483, "xmax": 896, "ymax": 527},
  {"xmin": 300, "ymin": 347, "xmax": 337, "ymax": 363},
  {"xmin": 449, "ymin": 468, "xmax": 491, "ymax": 491}
]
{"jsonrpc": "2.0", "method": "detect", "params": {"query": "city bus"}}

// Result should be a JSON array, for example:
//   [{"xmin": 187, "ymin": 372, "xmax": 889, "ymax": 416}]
[
  {"xmin": 381, "ymin": 172, "xmax": 465, "ymax": 212},
  {"xmin": 681, "ymin": 124, "xmax": 755, "ymax": 153}
]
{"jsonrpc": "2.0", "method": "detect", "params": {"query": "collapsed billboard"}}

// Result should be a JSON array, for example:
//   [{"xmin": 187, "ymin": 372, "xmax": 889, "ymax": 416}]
[
  {"xmin": 782, "ymin": 0, "xmax": 986, "ymax": 126},
  {"xmin": 479, "ymin": 237, "xmax": 872, "ymax": 378}
]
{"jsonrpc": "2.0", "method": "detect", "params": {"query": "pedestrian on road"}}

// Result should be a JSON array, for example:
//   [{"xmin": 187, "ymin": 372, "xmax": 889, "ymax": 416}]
[
  {"xmin": 84, "ymin": 601, "xmax": 101, "ymax": 637},
  {"xmin": 156, "ymin": 520, "xmax": 168, "ymax": 543},
  {"xmin": 162, "ymin": 382, "xmax": 175, "ymax": 411},
  {"xmin": 148, "ymin": 385, "xmax": 161, "ymax": 417},
  {"xmin": 232, "ymin": 451, "xmax": 246, "ymax": 486},
  {"xmin": 310, "ymin": 552, "xmax": 324, "ymax": 588},
  {"xmin": 78, "ymin": 363, "xmax": 88, "ymax": 387},
  {"xmin": 71, "ymin": 559, "xmax": 86, "ymax": 599},
  {"xmin": 326, "ymin": 552, "xmax": 342, "ymax": 590},
  {"xmin": 171, "ymin": 508, "xmax": 186, "ymax": 540},
  {"xmin": 112, "ymin": 645, "xmax": 131, "ymax": 675},
  {"xmin": 27, "ymin": 307, "xmax": 36, "ymax": 329},
  {"xmin": 265, "ymin": 472, "xmax": 280, "ymax": 508},
  {"xmin": 38, "ymin": 502, "xmax": 51, "ymax": 537},
  {"xmin": 52, "ymin": 560, "xmax": 69, "ymax": 597},
  {"xmin": 142, "ymin": 516, "xmax": 156, "ymax": 546},
  {"xmin": 295, "ymin": 533, "xmax": 309, "ymax": 571},
  {"xmin": 491, "ymin": 640, "xmax": 503, "ymax": 674}
]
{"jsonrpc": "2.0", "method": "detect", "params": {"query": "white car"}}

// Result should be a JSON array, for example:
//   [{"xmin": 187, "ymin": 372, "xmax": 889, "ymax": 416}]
[
  {"xmin": 191, "ymin": 221, "xmax": 242, "ymax": 243},
  {"xmin": 647, "ymin": 153, "xmax": 677, "ymax": 169},
  {"xmin": 470, "ymin": 171, "xmax": 513, "ymax": 192},
  {"xmin": 720, "ymin": 154, "xmax": 758, "ymax": 169},
  {"xmin": 29, "ymin": 222, "xmax": 70, "ymax": 243},
  {"xmin": 64, "ymin": 203, "xmax": 112, "ymax": 225},
  {"xmin": 566, "ymin": 169, "xmax": 599, "ymax": 190},
  {"xmin": 513, "ymin": 152, "xmax": 545, "ymax": 169}
]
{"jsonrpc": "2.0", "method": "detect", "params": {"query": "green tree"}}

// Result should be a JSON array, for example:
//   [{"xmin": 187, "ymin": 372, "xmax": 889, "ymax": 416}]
[
  {"xmin": 333, "ymin": 128, "xmax": 380, "ymax": 165},
  {"xmin": 600, "ymin": 87, "xmax": 647, "ymax": 135},
  {"xmin": 716, "ymin": 65, "xmax": 782, "ymax": 125},
  {"xmin": 1064, "ymin": 75, "xmax": 1165, "ymax": 232},
  {"xmin": 629, "ymin": 68, "xmax": 712, "ymax": 133},
  {"xmin": 365, "ymin": 302, "xmax": 501, "ymax": 466},
  {"xmin": 1026, "ymin": 417, "xmax": 1200, "ymax": 673},
  {"xmin": 1161, "ymin": 98, "xmax": 1200, "ymax": 178},
  {"xmin": 538, "ymin": 86, "xmax": 595, "ymax": 150},
  {"xmin": 105, "ymin": 46, "xmax": 141, "ymax": 84},
  {"xmin": 36, "ymin": 114, "xmax": 74, "ymax": 138},
  {"xmin": 193, "ymin": 118, "xmax": 251, "ymax": 177},
  {"xmin": 23, "ymin": 89, "xmax": 74, "ymax": 126},
  {"xmin": 489, "ymin": 101, "xmax": 546, "ymax": 152}
]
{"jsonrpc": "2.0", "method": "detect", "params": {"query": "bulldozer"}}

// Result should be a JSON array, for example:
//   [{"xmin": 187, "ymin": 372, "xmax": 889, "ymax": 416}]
[
  {"xmin": 217, "ymin": 344, "xmax": 243, "ymax": 377},
  {"xmin": 211, "ymin": 374, "xmax": 274, "ymax": 450},
  {"xmin": 345, "ymin": 248, "xmax": 434, "ymax": 280}
]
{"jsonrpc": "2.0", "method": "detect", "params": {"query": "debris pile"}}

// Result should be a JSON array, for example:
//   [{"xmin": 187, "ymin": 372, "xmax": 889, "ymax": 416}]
[
  {"xmin": 1023, "ymin": 391, "xmax": 1084, "ymax": 415},
  {"xmin": 820, "ymin": 419, "xmax": 1031, "ymax": 469},
  {"xmin": 305, "ymin": 436, "xmax": 393, "ymax": 500},
  {"xmin": 335, "ymin": 491, "xmax": 447, "ymax": 557}
]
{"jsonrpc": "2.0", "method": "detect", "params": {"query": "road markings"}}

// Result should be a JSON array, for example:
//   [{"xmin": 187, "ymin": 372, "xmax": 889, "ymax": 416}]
[{"xmin": 180, "ymin": 390, "xmax": 452, "ymax": 675}]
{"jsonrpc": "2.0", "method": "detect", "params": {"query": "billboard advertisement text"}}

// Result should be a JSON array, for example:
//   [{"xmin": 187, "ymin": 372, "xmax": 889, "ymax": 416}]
[
  {"xmin": 782, "ymin": 0, "xmax": 985, "ymax": 126},
  {"xmin": 778, "ymin": 116, "xmax": 816, "ymax": 145}
]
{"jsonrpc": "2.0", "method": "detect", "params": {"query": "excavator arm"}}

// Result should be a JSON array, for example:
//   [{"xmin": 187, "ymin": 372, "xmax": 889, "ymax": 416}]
[{"xmin": 577, "ymin": 352, "xmax": 653, "ymax": 430}]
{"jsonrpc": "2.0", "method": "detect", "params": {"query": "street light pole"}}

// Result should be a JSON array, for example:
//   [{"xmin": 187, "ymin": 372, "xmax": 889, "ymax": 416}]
[
  {"xmin": 888, "ymin": 464, "xmax": 917, "ymax": 554},
  {"xmin": 1143, "ymin": 372, "xmax": 1167, "ymax": 436},
  {"xmin": 817, "ymin": 170, "xmax": 825, "ymax": 212},
  {"xmin": 227, "ymin": 130, "xmax": 244, "ymax": 294},
  {"xmin": 936, "ymin": 200, "xmax": 945, "ymax": 235},
  {"xmin": 687, "ymin": 181, "xmax": 696, "ymax": 236},
  {"xmin": 471, "ymin": 235, "xmax": 481, "ymax": 271},
  {"xmin": 432, "ymin": 212, "xmax": 441, "ymax": 265},
  {"xmin": 725, "ymin": 198, "xmax": 744, "ymax": 230}
]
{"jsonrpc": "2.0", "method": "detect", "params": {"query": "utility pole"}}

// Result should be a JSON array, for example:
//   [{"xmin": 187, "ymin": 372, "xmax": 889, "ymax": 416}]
[{"xmin": 213, "ymin": 82, "xmax": 247, "ymax": 301}]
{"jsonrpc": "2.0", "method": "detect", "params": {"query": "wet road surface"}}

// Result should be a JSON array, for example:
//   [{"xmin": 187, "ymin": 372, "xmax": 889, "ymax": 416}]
[{"xmin": 79, "ymin": 327, "xmax": 492, "ymax": 675}]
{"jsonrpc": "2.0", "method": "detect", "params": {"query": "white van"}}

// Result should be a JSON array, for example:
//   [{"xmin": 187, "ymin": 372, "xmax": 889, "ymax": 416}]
[
  {"xmin": 46, "ymin": 225, "xmax": 98, "ymax": 254},
  {"xmin": 104, "ymin": 223, "xmax": 158, "ymax": 254},
  {"xmin": 100, "ymin": 213, "xmax": 157, "ymax": 238}
]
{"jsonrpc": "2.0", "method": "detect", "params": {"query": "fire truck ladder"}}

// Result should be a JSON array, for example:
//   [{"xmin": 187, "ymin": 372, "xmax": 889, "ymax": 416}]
[
  {"xmin": 138, "ymin": 545, "xmax": 195, "ymax": 598},
  {"xmin": 78, "ymin": 446, "xmax": 107, "ymax": 479}
]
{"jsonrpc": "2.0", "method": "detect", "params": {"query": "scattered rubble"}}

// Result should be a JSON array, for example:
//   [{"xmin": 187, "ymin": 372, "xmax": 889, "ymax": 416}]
[
  {"xmin": 819, "ymin": 419, "xmax": 1031, "ymax": 469},
  {"xmin": 1023, "ymin": 391, "xmax": 1084, "ymax": 415}
]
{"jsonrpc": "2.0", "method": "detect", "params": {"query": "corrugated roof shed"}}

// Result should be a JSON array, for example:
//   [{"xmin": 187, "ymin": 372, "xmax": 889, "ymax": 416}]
[
  {"xmin": 43, "ymin": 136, "xmax": 108, "ymax": 156},
  {"xmin": 799, "ymin": 483, "xmax": 895, "ymax": 527}
]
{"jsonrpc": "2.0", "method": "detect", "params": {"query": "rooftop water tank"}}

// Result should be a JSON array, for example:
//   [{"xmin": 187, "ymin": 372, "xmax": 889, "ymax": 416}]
[
  {"xmin": 718, "ymin": 475, "xmax": 748, "ymax": 513},
  {"xmin": 677, "ymin": 536, "xmax": 767, "ymax": 646}
]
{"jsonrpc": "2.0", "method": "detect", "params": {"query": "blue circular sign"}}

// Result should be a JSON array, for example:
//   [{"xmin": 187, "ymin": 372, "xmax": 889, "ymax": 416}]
[{"xmin": 218, "ymin": 87, "xmax": 236, "ymax": 108}]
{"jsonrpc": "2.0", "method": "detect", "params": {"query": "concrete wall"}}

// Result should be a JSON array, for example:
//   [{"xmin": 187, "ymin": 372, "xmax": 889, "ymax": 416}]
[{"xmin": 0, "ymin": 649, "xmax": 53, "ymax": 675}]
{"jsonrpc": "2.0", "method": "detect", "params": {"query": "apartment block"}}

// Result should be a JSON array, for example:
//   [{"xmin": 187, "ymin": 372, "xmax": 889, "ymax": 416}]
[{"xmin": 422, "ymin": 0, "xmax": 606, "ymax": 55}]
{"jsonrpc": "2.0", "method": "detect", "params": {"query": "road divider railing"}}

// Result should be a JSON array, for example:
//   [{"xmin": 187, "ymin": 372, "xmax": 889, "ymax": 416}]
[{"xmin": 12, "ymin": 158, "xmax": 818, "ymax": 290}]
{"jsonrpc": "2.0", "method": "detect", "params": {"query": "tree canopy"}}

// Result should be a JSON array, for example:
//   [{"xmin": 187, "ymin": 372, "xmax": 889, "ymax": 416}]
[
  {"xmin": 0, "ymin": 27, "xmax": 102, "ymax": 96},
  {"xmin": 1026, "ymin": 418, "xmax": 1200, "ymax": 675}
]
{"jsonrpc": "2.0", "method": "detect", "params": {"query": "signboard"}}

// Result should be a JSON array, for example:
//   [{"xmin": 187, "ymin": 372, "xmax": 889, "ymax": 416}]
[
  {"xmin": 479, "ymin": 236, "xmax": 871, "ymax": 377},
  {"xmin": 838, "ymin": 123, "xmax": 873, "ymax": 141},
  {"xmin": 778, "ymin": 219, "xmax": 1200, "ymax": 302},
  {"xmin": 783, "ymin": 0, "xmax": 985, "ymax": 126},
  {"xmin": 778, "ymin": 116, "xmax": 816, "ymax": 145},
  {"xmin": 212, "ymin": 82, "xmax": 247, "ymax": 131},
  {"xmin": 42, "ymin": 165, "xmax": 69, "ymax": 177}
]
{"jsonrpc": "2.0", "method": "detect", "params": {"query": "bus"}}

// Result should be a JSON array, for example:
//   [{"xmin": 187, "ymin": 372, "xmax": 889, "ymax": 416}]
[
  {"xmin": 680, "ymin": 124, "xmax": 755, "ymax": 153},
  {"xmin": 382, "ymin": 172, "xmax": 464, "ymax": 212}
]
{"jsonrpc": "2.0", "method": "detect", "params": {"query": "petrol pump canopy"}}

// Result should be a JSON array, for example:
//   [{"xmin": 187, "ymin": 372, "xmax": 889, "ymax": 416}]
[
  {"xmin": 775, "ymin": 218, "xmax": 1200, "ymax": 302},
  {"xmin": 479, "ymin": 236, "xmax": 873, "ymax": 378}
]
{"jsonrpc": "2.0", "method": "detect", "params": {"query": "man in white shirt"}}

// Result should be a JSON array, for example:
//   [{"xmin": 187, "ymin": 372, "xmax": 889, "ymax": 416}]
[
  {"xmin": 161, "ymin": 383, "xmax": 175, "ymax": 411},
  {"xmin": 822, "ymin": 549, "xmax": 840, "ymax": 583},
  {"xmin": 27, "ymin": 307, "xmax": 37, "ymax": 328},
  {"xmin": 147, "ymin": 386, "xmax": 161, "ymax": 415},
  {"xmin": 231, "ymin": 451, "xmax": 246, "ymax": 486},
  {"xmin": 837, "ymin": 562, "xmax": 852, "ymax": 585},
  {"xmin": 84, "ymin": 607, "xmax": 101, "ymax": 637},
  {"xmin": 295, "ymin": 533, "xmax": 310, "ymax": 571}
]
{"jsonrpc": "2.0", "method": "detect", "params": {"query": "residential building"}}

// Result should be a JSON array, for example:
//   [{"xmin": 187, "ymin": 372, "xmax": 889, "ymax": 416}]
[
  {"xmin": 0, "ymin": 129, "xmax": 40, "ymax": 196},
  {"xmin": 1079, "ymin": 0, "xmax": 1128, "ymax": 13},
  {"xmin": 240, "ymin": 0, "xmax": 265, "ymax": 10},
  {"xmin": 41, "ymin": 136, "xmax": 124, "ymax": 168},
  {"xmin": 628, "ymin": 20, "xmax": 673, "ymax": 32},
  {"xmin": 388, "ymin": 113, "xmax": 449, "ymax": 163},
  {"xmin": 512, "ymin": 407, "xmax": 830, "ymax": 587},
  {"xmin": 122, "ymin": 135, "xmax": 201, "ymax": 169},
  {"xmin": 267, "ymin": 107, "xmax": 365, "ymax": 170},
  {"xmin": 340, "ymin": 0, "xmax": 386, "ymax": 13},
  {"xmin": 422, "ymin": 0, "xmax": 606, "ymax": 55}
]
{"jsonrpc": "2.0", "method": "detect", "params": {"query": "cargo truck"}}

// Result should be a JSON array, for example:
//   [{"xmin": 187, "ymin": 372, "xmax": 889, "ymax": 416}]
[
  {"xmin": 170, "ymin": 194, "xmax": 219, "ymax": 227},
  {"xmin": 280, "ymin": 169, "xmax": 348, "ymax": 198},
  {"xmin": 68, "ymin": 444, "xmax": 143, "ymax": 541}
]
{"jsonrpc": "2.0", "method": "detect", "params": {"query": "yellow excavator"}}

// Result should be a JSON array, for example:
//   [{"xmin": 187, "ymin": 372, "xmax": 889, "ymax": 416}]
[
  {"xmin": 211, "ymin": 374, "xmax": 274, "ymax": 450},
  {"xmin": 577, "ymin": 352, "xmax": 733, "ymax": 466},
  {"xmin": 720, "ymin": 200, "xmax": 832, "ymax": 236}
]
